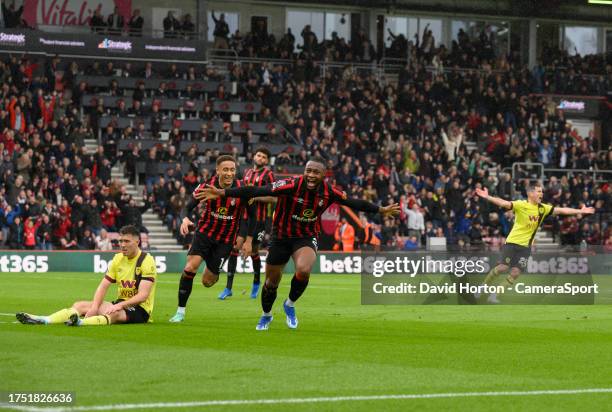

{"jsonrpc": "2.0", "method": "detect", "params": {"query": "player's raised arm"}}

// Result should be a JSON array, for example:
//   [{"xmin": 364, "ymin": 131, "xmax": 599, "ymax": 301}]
[
  {"xmin": 551, "ymin": 205, "xmax": 595, "ymax": 216},
  {"xmin": 475, "ymin": 187, "xmax": 513, "ymax": 210}
]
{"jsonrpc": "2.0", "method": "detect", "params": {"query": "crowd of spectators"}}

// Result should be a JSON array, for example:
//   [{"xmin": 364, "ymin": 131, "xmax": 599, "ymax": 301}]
[
  {"xmin": 89, "ymin": 7, "xmax": 144, "ymax": 36},
  {"xmin": 161, "ymin": 11, "xmax": 196, "ymax": 40},
  {"xmin": 0, "ymin": 20, "xmax": 610, "ymax": 251},
  {"xmin": 0, "ymin": 55, "xmax": 158, "ymax": 250}
]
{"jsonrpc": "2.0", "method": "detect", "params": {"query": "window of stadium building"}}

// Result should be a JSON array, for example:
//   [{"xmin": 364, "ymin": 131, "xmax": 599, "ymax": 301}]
[
  {"xmin": 287, "ymin": 10, "xmax": 351, "ymax": 51},
  {"xmin": 563, "ymin": 26, "xmax": 599, "ymax": 55},
  {"xmin": 385, "ymin": 16, "xmax": 418, "ymax": 46},
  {"xmin": 325, "ymin": 12, "xmax": 351, "ymax": 42},
  {"xmin": 418, "ymin": 18, "xmax": 442, "ymax": 44},
  {"xmin": 452, "ymin": 20, "xmax": 510, "ymax": 57},
  {"xmin": 207, "ymin": 11, "xmax": 240, "ymax": 42},
  {"xmin": 383, "ymin": 16, "xmax": 441, "ymax": 48},
  {"xmin": 451, "ymin": 20, "xmax": 476, "ymax": 41}
]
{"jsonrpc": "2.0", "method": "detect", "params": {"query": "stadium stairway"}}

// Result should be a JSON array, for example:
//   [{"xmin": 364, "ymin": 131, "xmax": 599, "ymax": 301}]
[{"xmin": 84, "ymin": 139, "xmax": 183, "ymax": 251}]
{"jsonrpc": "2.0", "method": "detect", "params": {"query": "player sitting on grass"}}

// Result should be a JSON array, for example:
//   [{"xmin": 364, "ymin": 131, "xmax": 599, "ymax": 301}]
[
  {"xmin": 475, "ymin": 183, "xmax": 594, "ymax": 303},
  {"xmin": 16, "ymin": 225, "xmax": 157, "ymax": 326}
]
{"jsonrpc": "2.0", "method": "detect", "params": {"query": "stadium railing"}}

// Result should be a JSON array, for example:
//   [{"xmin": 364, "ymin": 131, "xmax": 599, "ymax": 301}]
[
  {"xmin": 100, "ymin": 116, "xmax": 281, "ymax": 139},
  {"xmin": 77, "ymin": 75, "xmax": 225, "ymax": 93}
]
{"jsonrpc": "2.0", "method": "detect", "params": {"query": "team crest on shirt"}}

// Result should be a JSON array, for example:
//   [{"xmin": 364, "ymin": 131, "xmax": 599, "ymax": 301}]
[
  {"xmin": 230, "ymin": 199, "xmax": 236, "ymax": 206},
  {"xmin": 303, "ymin": 209, "xmax": 315, "ymax": 218},
  {"xmin": 319, "ymin": 199, "xmax": 324, "ymax": 206}
]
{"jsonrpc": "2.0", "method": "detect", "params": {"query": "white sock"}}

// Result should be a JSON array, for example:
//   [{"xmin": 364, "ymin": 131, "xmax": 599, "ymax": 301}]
[
  {"xmin": 285, "ymin": 298, "xmax": 295, "ymax": 307},
  {"xmin": 263, "ymin": 312, "xmax": 272, "ymax": 316},
  {"xmin": 42, "ymin": 316, "xmax": 50, "ymax": 324},
  {"xmin": 176, "ymin": 307, "xmax": 186, "ymax": 315}
]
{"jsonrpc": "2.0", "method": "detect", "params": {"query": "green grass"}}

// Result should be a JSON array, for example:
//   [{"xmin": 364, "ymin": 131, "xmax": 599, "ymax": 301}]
[{"xmin": 1, "ymin": 272, "xmax": 612, "ymax": 411}]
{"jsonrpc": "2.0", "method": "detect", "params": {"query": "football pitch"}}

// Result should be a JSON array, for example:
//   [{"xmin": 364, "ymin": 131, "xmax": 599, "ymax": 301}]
[{"xmin": 1, "ymin": 272, "xmax": 612, "ymax": 412}]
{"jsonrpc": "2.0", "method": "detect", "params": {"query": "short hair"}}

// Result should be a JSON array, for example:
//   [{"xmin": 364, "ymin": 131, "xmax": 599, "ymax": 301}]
[
  {"xmin": 254, "ymin": 147, "xmax": 271, "ymax": 159},
  {"xmin": 307, "ymin": 156, "xmax": 326, "ymax": 167},
  {"xmin": 216, "ymin": 155, "xmax": 236, "ymax": 166},
  {"xmin": 527, "ymin": 182, "xmax": 542, "ymax": 193},
  {"xmin": 119, "ymin": 225, "xmax": 140, "ymax": 238}
]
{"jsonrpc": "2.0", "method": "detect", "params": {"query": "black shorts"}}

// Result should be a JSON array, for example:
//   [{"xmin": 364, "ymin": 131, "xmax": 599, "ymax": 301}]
[
  {"xmin": 112, "ymin": 299, "xmax": 150, "ymax": 324},
  {"xmin": 499, "ymin": 243, "xmax": 531, "ymax": 269},
  {"xmin": 266, "ymin": 237, "xmax": 318, "ymax": 266},
  {"xmin": 238, "ymin": 220, "xmax": 266, "ymax": 246},
  {"xmin": 188, "ymin": 232, "xmax": 233, "ymax": 275}
]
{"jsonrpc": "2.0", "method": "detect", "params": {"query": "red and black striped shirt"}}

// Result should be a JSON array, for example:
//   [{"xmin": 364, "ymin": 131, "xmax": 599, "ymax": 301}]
[
  {"xmin": 194, "ymin": 176, "xmax": 248, "ymax": 244},
  {"xmin": 224, "ymin": 176, "xmax": 380, "ymax": 240},
  {"xmin": 242, "ymin": 167, "xmax": 275, "ymax": 222},
  {"xmin": 269, "ymin": 176, "xmax": 348, "ymax": 239}
]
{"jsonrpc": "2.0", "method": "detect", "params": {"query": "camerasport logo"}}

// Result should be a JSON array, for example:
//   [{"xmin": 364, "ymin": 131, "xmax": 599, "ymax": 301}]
[
  {"xmin": 0, "ymin": 32, "xmax": 26, "ymax": 46},
  {"xmin": 97, "ymin": 38, "xmax": 132, "ymax": 52}
]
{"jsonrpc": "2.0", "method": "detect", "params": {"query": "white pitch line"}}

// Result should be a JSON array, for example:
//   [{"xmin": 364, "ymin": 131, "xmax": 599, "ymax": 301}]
[
  {"xmin": 0, "ymin": 312, "xmax": 16, "ymax": 316},
  {"xmin": 1, "ymin": 387, "xmax": 612, "ymax": 412}
]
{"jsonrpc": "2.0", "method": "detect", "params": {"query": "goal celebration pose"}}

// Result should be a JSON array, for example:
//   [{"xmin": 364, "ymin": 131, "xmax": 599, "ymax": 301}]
[
  {"xmin": 475, "ymin": 182, "xmax": 594, "ymax": 302},
  {"xmin": 219, "ymin": 147, "xmax": 276, "ymax": 300},
  {"xmin": 169, "ymin": 155, "xmax": 253, "ymax": 322},
  {"xmin": 198, "ymin": 158, "xmax": 400, "ymax": 330}
]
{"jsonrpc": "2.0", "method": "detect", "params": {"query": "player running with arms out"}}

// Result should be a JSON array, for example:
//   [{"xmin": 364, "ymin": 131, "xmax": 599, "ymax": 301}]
[
  {"xmin": 219, "ymin": 147, "xmax": 276, "ymax": 300},
  {"xmin": 198, "ymin": 157, "xmax": 400, "ymax": 330},
  {"xmin": 16, "ymin": 225, "xmax": 157, "ymax": 326},
  {"xmin": 475, "ymin": 182, "xmax": 594, "ymax": 302},
  {"xmin": 169, "ymin": 155, "xmax": 254, "ymax": 323}
]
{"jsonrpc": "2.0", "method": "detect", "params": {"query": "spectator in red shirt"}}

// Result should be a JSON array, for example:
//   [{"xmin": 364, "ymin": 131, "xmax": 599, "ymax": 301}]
[
  {"xmin": 23, "ymin": 218, "xmax": 39, "ymax": 250},
  {"xmin": 8, "ymin": 98, "xmax": 26, "ymax": 132}
]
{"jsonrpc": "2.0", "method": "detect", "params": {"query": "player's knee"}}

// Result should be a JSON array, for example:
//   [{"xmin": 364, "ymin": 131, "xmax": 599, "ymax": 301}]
[
  {"xmin": 295, "ymin": 271, "xmax": 310, "ymax": 281},
  {"xmin": 295, "ymin": 264, "xmax": 312, "ymax": 277},
  {"xmin": 72, "ymin": 301, "xmax": 88, "ymax": 312},
  {"xmin": 184, "ymin": 263, "xmax": 198, "ymax": 274},
  {"xmin": 202, "ymin": 275, "xmax": 218, "ymax": 287}
]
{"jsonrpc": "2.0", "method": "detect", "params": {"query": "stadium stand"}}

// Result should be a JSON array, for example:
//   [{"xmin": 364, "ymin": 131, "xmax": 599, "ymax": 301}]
[{"xmin": 0, "ymin": 19, "xmax": 610, "ymax": 251}]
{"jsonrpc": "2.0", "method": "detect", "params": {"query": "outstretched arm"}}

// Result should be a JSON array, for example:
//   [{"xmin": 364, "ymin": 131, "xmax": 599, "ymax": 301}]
[
  {"xmin": 339, "ymin": 197, "xmax": 400, "ymax": 217},
  {"xmin": 474, "ymin": 187, "xmax": 512, "ymax": 210},
  {"xmin": 251, "ymin": 196, "xmax": 277, "ymax": 204},
  {"xmin": 552, "ymin": 206, "xmax": 595, "ymax": 216},
  {"xmin": 196, "ymin": 184, "xmax": 275, "ymax": 201}
]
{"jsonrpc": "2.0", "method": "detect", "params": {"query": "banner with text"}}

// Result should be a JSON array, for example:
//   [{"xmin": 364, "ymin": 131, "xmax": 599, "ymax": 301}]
[
  {"xmin": 22, "ymin": 0, "xmax": 132, "ymax": 29},
  {"xmin": 0, "ymin": 28, "xmax": 204, "ymax": 61},
  {"xmin": 360, "ymin": 251, "xmax": 612, "ymax": 305}
]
